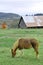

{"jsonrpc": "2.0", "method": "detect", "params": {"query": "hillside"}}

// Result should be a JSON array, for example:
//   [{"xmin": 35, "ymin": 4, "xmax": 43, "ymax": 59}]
[
  {"xmin": 0, "ymin": 12, "xmax": 20, "ymax": 20},
  {"xmin": 0, "ymin": 12, "xmax": 21, "ymax": 28}
]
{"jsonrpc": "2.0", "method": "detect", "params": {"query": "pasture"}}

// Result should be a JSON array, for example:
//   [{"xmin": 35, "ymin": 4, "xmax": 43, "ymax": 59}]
[{"xmin": 0, "ymin": 28, "xmax": 43, "ymax": 65}]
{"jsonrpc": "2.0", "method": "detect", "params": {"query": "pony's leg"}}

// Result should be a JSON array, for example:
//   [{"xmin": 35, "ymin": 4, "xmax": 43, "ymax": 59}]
[
  {"xmin": 18, "ymin": 50, "xmax": 23, "ymax": 56},
  {"xmin": 20, "ymin": 50, "xmax": 24, "ymax": 56},
  {"xmin": 19, "ymin": 50, "xmax": 24, "ymax": 56},
  {"xmin": 34, "ymin": 47, "xmax": 39, "ymax": 59},
  {"xmin": 16, "ymin": 50, "xmax": 23, "ymax": 57}
]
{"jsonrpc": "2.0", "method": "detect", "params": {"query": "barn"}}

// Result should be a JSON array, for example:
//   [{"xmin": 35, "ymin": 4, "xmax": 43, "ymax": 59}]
[{"xmin": 18, "ymin": 16, "xmax": 43, "ymax": 28}]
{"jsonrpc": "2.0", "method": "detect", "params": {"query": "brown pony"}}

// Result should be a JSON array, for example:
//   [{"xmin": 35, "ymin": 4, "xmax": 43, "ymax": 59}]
[{"xmin": 11, "ymin": 38, "xmax": 39, "ymax": 58}]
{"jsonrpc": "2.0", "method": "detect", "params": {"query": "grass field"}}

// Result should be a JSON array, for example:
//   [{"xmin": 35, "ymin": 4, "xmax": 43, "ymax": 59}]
[{"xmin": 0, "ymin": 28, "xmax": 43, "ymax": 65}]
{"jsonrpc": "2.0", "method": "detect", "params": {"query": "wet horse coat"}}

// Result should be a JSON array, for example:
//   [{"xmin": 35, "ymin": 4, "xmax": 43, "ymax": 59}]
[{"xmin": 11, "ymin": 38, "xmax": 39, "ymax": 58}]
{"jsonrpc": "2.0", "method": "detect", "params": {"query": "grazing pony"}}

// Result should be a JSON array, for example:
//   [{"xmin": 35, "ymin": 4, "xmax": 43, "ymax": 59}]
[{"xmin": 11, "ymin": 38, "xmax": 39, "ymax": 58}]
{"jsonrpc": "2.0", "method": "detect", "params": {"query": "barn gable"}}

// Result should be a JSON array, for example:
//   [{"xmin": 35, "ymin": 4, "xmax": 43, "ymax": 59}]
[{"xmin": 18, "ymin": 17, "xmax": 26, "ymax": 28}]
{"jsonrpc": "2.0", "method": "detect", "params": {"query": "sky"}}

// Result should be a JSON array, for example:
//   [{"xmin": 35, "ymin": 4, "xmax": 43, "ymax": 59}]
[{"xmin": 0, "ymin": 0, "xmax": 43, "ymax": 15}]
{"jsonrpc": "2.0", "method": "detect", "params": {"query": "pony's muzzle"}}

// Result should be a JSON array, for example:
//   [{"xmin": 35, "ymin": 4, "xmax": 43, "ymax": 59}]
[{"xmin": 11, "ymin": 49, "xmax": 16, "ymax": 58}]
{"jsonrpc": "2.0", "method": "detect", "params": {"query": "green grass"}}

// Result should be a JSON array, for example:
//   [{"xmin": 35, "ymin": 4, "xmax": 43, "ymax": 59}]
[{"xmin": 0, "ymin": 28, "xmax": 43, "ymax": 65}]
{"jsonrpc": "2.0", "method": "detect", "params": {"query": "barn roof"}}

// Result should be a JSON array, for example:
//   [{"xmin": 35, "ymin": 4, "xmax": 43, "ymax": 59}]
[{"xmin": 22, "ymin": 16, "xmax": 43, "ymax": 27}]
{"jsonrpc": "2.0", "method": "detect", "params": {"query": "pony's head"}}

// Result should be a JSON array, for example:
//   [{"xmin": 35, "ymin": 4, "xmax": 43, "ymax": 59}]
[{"xmin": 11, "ymin": 49, "xmax": 16, "ymax": 57}]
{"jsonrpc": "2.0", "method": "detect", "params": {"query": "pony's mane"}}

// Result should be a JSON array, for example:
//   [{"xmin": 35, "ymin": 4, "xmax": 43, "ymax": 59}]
[{"xmin": 12, "ymin": 39, "xmax": 19, "ymax": 51}]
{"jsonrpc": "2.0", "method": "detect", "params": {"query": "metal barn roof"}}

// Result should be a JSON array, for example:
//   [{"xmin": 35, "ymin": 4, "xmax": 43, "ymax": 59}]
[{"xmin": 22, "ymin": 16, "xmax": 43, "ymax": 27}]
